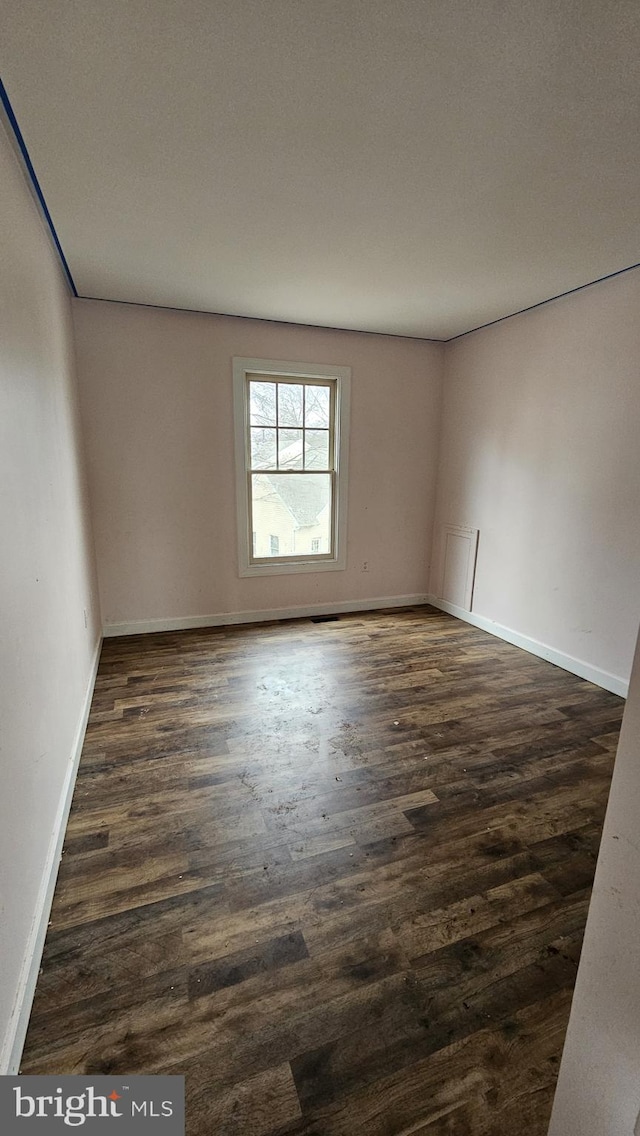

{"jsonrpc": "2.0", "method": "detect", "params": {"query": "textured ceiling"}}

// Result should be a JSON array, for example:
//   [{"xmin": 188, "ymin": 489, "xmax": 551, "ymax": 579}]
[{"xmin": 1, "ymin": 0, "xmax": 639, "ymax": 339}]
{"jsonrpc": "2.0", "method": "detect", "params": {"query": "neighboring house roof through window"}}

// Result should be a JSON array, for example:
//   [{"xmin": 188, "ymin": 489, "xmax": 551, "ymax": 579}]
[{"xmin": 264, "ymin": 474, "xmax": 327, "ymax": 528}]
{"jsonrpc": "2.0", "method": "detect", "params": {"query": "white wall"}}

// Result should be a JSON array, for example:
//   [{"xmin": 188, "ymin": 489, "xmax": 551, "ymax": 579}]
[
  {"xmin": 431, "ymin": 268, "xmax": 640, "ymax": 691},
  {"xmin": 72, "ymin": 299, "xmax": 444, "ymax": 631},
  {"xmin": 548, "ymin": 625, "xmax": 640, "ymax": 1135},
  {"xmin": 0, "ymin": 119, "xmax": 101, "ymax": 1070}
]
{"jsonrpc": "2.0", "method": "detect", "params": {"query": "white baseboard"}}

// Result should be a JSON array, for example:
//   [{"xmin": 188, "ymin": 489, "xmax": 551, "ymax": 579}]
[
  {"xmin": 103, "ymin": 594, "xmax": 432, "ymax": 637},
  {"xmin": 0, "ymin": 636, "xmax": 103, "ymax": 1075},
  {"xmin": 103, "ymin": 595, "xmax": 628, "ymax": 696},
  {"xmin": 426, "ymin": 595, "xmax": 628, "ymax": 698}
]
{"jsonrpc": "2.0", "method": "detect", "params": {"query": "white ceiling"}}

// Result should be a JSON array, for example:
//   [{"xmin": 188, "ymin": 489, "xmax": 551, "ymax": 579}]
[{"xmin": 2, "ymin": 0, "xmax": 639, "ymax": 339}]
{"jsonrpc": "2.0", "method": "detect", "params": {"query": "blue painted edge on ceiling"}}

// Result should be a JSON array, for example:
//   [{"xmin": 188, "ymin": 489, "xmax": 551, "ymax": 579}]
[
  {"xmin": 447, "ymin": 260, "xmax": 640, "ymax": 341},
  {"xmin": 0, "ymin": 76, "xmax": 78, "ymax": 296},
  {"xmin": 75, "ymin": 295, "xmax": 446, "ymax": 342},
  {"xmin": 78, "ymin": 259, "xmax": 640, "ymax": 341}
]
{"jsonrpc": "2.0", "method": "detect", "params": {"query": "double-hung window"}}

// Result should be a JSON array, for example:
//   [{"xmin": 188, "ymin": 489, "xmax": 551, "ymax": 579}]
[{"xmin": 233, "ymin": 357, "xmax": 350, "ymax": 576}]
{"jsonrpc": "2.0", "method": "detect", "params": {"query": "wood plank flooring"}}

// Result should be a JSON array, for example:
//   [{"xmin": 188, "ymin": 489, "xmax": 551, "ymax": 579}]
[{"xmin": 21, "ymin": 606, "xmax": 624, "ymax": 1135}]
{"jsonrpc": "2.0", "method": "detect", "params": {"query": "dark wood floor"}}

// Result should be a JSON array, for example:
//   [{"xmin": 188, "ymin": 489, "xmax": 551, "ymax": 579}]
[{"xmin": 22, "ymin": 606, "xmax": 624, "ymax": 1134}]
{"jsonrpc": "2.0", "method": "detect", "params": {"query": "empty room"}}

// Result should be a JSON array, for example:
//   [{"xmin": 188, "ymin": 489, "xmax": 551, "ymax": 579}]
[{"xmin": 1, "ymin": 2, "xmax": 639, "ymax": 1134}]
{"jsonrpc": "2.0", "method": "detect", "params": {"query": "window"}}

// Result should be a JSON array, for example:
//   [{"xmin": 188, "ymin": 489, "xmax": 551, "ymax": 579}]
[{"xmin": 233, "ymin": 357, "xmax": 350, "ymax": 576}]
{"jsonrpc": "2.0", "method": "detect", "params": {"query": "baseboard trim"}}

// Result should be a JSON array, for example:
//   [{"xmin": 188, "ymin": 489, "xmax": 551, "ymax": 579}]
[
  {"xmin": 0, "ymin": 635, "xmax": 103, "ymax": 1075},
  {"xmin": 103, "ymin": 595, "xmax": 432, "ymax": 637},
  {"xmin": 426, "ymin": 595, "xmax": 628, "ymax": 698}
]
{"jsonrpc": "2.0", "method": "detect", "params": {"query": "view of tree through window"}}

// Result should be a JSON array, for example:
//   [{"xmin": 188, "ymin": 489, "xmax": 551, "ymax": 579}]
[{"xmin": 248, "ymin": 377, "xmax": 334, "ymax": 559}]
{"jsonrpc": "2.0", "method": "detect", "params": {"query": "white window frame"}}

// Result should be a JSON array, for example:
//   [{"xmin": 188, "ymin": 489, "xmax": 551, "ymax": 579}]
[{"xmin": 233, "ymin": 357, "xmax": 351, "ymax": 577}]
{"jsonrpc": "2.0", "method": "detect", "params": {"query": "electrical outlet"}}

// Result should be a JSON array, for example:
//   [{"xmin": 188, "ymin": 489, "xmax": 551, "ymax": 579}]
[{"xmin": 362, "ymin": 561, "xmax": 369, "ymax": 572}]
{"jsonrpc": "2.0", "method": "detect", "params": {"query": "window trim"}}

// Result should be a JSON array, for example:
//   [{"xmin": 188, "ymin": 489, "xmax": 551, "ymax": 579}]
[{"xmin": 233, "ymin": 357, "xmax": 351, "ymax": 577}]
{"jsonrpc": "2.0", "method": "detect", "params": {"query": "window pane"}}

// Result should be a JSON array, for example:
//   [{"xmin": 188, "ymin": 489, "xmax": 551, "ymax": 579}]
[
  {"xmin": 304, "ymin": 385, "xmax": 330, "ymax": 428},
  {"xmin": 250, "ymin": 427, "xmax": 277, "ymax": 469},
  {"xmin": 249, "ymin": 381, "xmax": 276, "ymax": 426},
  {"xmin": 278, "ymin": 383, "xmax": 304, "ymax": 426},
  {"xmin": 305, "ymin": 429, "xmax": 330, "ymax": 470},
  {"xmin": 278, "ymin": 428, "xmax": 303, "ymax": 469},
  {"xmin": 251, "ymin": 473, "xmax": 332, "ymax": 558}
]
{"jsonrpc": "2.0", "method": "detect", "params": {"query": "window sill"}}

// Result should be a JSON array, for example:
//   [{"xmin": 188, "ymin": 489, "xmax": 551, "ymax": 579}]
[{"xmin": 239, "ymin": 556, "xmax": 346, "ymax": 578}]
